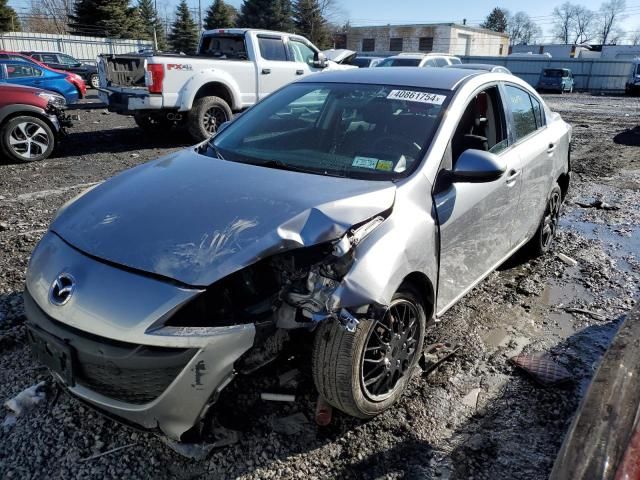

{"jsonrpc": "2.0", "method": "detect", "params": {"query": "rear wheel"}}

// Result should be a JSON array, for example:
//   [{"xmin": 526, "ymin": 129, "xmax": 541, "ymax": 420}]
[
  {"xmin": 0, "ymin": 115, "xmax": 55, "ymax": 163},
  {"xmin": 312, "ymin": 284, "xmax": 426, "ymax": 418},
  {"xmin": 524, "ymin": 184, "xmax": 562, "ymax": 257},
  {"xmin": 89, "ymin": 73, "xmax": 100, "ymax": 89},
  {"xmin": 187, "ymin": 96, "xmax": 232, "ymax": 142}
]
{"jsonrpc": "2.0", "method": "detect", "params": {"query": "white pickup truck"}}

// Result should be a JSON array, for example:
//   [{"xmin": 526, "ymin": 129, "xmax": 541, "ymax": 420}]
[{"xmin": 97, "ymin": 28, "xmax": 355, "ymax": 140}]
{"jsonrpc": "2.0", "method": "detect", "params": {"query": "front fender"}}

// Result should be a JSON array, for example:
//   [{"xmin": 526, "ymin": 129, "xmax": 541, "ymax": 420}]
[
  {"xmin": 177, "ymin": 70, "xmax": 242, "ymax": 111},
  {"xmin": 332, "ymin": 175, "xmax": 439, "ymax": 311}
]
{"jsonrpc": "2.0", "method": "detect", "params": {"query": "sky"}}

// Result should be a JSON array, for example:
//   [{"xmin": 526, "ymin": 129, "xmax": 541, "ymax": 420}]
[{"xmin": 8, "ymin": 0, "xmax": 640, "ymax": 42}]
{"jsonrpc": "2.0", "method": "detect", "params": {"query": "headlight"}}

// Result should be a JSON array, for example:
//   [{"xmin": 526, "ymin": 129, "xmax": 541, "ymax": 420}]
[{"xmin": 37, "ymin": 92, "xmax": 66, "ymax": 108}]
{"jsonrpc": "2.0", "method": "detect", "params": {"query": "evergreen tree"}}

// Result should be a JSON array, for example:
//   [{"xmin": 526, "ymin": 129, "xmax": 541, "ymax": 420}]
[
  {"xmin": 293, "ymin": 0, "xmax": 330, "ymax": 48},
  {"xmin": 0, "ymin": 0, "xmax": 20, "ymax": 32},
  {"xmin": 481, "ymin": 7, "xmax": 508, "ymax": 33},
  {"xmin": 138, "ymin": 0, "xmax": 167, "ymax": 49},
  {"xmin": 238, "ymin": 0, "xmax": 293, "ymax": 31},
  {"xmin": 169, "ymin": 0, "xmax": 199, "ymax": 53},
  {"xmin": 70, "ymin": 0, "xmax": 142, "ymax": 38},
  {"xmin": 204, "ymin": 0, "xmax": 238, "ymax": 30}
]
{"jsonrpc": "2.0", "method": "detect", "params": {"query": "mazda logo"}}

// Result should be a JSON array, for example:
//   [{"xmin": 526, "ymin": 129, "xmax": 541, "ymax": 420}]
[{"xmin": 49, "ymin": 273, "xmax": 75, "ymax": 306}]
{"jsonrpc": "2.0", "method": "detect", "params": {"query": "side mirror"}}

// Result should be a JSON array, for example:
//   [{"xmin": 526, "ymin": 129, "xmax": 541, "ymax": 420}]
[
  {"xmin": 451, "ymin": 149, "xmax": 506, "ymax": 183},
  {"xmin": 313, "ymin": 52, "xmax": 328, "ymax": 69}
]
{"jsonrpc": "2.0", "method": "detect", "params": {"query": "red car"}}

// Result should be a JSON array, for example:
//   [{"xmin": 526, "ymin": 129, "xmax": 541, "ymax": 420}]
[
  {"xmin": 0, "ymin": 50, "xmax": 87, "ymax": 98},
  {"xmin": 0, "ymin": 83, "xmax": 73, "ymax": 163}
]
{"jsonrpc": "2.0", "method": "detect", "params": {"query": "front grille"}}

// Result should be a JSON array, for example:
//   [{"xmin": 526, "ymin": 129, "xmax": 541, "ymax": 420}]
[{"xmin": 77, "ymin": 358, "xmax": 187, "ymax": 404}]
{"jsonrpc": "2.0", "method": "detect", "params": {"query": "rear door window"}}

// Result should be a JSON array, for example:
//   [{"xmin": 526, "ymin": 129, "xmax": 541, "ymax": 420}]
[
  {"xmin": 505, "ymin": 85, "xmax": 538, "ymax": 140},
  {"xmin": 40, "ymin": 54, "xmax": 59, "ymax": 64},
  {"xmin": 258, "ymin": 36, "xmax": 287, "ymax": 61},
  {"xmin": 530, "ymin": 95, "xmax": 545, "ymax": 129},
  {"xmin": 5, "ymin": 63, "xmax": 42, "ymax": 78}
]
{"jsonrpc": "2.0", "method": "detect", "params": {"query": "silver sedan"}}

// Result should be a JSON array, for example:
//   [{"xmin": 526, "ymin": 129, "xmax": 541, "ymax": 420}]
[{"xmin": 24, "ymin": 67, "xmax": 571, "ymax": 443}]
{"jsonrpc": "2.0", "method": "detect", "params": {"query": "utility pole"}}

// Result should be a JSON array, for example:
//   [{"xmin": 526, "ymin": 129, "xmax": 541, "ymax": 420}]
[{"xmin": 198, "ymin": 0, "xmax": 202, "ymax": 31}]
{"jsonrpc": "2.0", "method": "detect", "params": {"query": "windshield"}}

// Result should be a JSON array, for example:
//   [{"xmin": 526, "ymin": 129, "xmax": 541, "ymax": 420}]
[
  {"xmin": 351, "ymin": 57, "xmax": 372, "ymax": 68},
  {"xmin": 377, "ymin": 58, "xmax": 422, "ymax": 67},
  {"xmin": 543, "ymin": 69, "xmax": 564, "ymax": 78},
  {"xmin": 209, "ymin": 82, "xmax": 450, "ymax": 180}
]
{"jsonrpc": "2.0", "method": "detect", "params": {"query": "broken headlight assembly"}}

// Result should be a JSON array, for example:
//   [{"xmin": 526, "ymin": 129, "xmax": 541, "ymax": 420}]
[{"xmin": 161, "ymin": 213, "xmax": 388, "ymax": 332}]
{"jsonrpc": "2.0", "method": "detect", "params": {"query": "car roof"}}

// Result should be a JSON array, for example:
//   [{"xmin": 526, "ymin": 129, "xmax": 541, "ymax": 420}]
[
  {"xmin": 0, "ymin": 58, "xmax": 38, "ymax": 64},
  {"xmin": 298, "ymin": 67, "xmax": 484, "ymax": 91},
  {"xmin": 446, "ymin": 63, "xmax": 502, "ymax": 70}
]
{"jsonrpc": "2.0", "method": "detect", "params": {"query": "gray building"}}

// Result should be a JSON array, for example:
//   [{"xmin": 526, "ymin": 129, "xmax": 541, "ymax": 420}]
[{"xmin": 346, "ymin": 23, "xmax": 509, "ymax": 57}]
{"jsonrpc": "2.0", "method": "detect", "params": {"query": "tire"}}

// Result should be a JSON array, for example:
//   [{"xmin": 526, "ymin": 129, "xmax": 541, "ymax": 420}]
[
  {"xmin": 312, "ymin": 284, "xmax": 426, "ymax": 419},
  {"xmin": 187, "ymin": 96, "xmax": 232, "ymax": 142},
  {"xmin": 89, "ymin": 73, "xmax": 100, "ymax": 89},
  {"xmin": 524, "ymin": 184, "xmax": 562, "ymax": 258},
  {"xmin": 0, "ymin": 115, "xmax": 55, "ymax": 163}
]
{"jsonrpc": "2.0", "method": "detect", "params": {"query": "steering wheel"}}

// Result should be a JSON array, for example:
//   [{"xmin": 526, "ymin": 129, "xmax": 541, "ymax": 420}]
[{"xmin": 371, "ymin": 135, "xmax": 422, "ymax": 158}]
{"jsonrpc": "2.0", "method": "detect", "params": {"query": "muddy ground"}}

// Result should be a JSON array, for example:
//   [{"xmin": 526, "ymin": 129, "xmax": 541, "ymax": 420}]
[{"xmin": 0, "ymin": 93, "xmax": 638, "ymax": 479}]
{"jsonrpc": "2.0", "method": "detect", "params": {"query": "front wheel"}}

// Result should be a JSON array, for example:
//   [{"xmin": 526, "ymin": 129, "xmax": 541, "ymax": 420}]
[
  {"xmin": 89, "ymin": 73, "xmax": 100, "ymax": 89},
  {"xmin": 0, "ymin": 115, "xmax": 55, "ymax": 163},
  {"xmin": 524, "ymin": 184, "xmax": 562, "ymax": 257},
  {"xmin": 312, "ymin": 284, "xmax": 426, "ymax": 419},
  {"xmin": 187, "ymin": 96, "xmax": 232, "ymax": 142}
]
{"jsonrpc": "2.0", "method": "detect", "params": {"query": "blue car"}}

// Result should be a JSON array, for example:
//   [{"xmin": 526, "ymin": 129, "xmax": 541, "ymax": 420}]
[{"xmin": 0, "ymin": 59, "xmax": 79, "ymax": 104}]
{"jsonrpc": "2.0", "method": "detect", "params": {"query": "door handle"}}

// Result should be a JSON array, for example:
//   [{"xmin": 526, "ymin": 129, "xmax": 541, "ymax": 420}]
[
  {"xmin": 261, "ymin": 68, "xmax": 271, "ymax": 74},
  {"xmin": 295, "ymin": 69, "xmax": 304, "ymax": 75},
  {"xmin": 547, "ymin": 143, "xmax": 556, "ymax": 154},
  {"xmin": 506, "ymin": 169, "xmax": 521, "ymax": 183}
]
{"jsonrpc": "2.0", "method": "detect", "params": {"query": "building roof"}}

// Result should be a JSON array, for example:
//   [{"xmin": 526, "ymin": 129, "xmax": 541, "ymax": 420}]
[
  {"xmin": 297, "ymin": 67, "xmax": 483, "ymax": 91},
  {"xmin": 348, "ymin": 23, "xmax": 509, "ymax": 38}
]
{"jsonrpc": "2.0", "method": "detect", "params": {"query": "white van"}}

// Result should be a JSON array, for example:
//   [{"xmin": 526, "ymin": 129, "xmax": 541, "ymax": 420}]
[{"xmin": 625, "ymin": 59, "xmax": 640, "ymax": 95}]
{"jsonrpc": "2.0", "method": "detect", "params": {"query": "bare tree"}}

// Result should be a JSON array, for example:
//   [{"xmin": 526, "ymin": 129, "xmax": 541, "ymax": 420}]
[
  {"xmin": 572, "ymin": 6, "xmax": 595, "ymax": 44},
  {"xmin": 552, "ymin": 2, "xmax": 577, "ymax": 44},
  {"xmin": 631, "ymin": 30, "xmax": 640, "ymax": 45},
  {"xmin": 507, "ymin": 11, "xmax": 541, "ymax": 45},
  {"xmin": 25, "ymin": 0, "xmax": 72, "ymax": 34},
  {"xmin": 598, "ymin": 0, "xmax": 626, "ymax": 45}
]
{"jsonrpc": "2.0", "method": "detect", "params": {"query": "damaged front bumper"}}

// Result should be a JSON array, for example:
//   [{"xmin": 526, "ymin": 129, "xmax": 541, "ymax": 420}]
[{"xmin": 24, "ymin": 233, "xmax": 255, "ymax": 441}]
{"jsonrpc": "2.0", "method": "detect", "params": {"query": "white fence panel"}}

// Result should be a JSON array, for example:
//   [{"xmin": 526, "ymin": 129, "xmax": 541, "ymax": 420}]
[
  {"xmin": 0, "ymin": 32, "xmax": 153, "ymax": 65},
  {"xmin": 459, "ymin": 55, "xmax": 634, "ymax": 92}
]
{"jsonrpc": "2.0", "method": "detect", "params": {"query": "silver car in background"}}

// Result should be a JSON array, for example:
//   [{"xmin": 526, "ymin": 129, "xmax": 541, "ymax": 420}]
[{"xmin": 24, "ymin": 68, "xmax": 571, "ymax": 444}]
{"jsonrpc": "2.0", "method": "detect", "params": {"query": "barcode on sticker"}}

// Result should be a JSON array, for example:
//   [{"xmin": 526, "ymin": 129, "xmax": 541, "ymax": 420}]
[{"xmin": 387, "ymin": 90, "xmax": 446, "ymax": 105}]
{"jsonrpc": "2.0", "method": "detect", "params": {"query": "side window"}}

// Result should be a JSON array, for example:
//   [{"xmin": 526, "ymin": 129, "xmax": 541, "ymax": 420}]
[
  {"xmin": 450, "ymin": 86, "xmax": 508, "ymax": 166},
  {"xmin": 287, "ymin": 40, "xmax": 315, "ymax": 65},
  {"xmin": 434, "ymin": 57, "xmax": 448, "ymax": 67},
  {"xmin": 424, "ymin": 58, "xmax": 437, "ymax": 67},
  {"xmin": 258, "ymin": 36, "xmax": 287, "ymax": 61},
  {"xmin": 6, "ymin": 64, "xmax": 42, "ymax": 78},
  {"xmin": 40, "ymin": 54, "xmax": 58, "ymax": 63},
  {"xmin": 531, "ymin": 95, "xmax": 545, "ymax": 129},
  {"xmin": 505, "ymin": 85, "xmax": 537, "ymax": 141},
  {"xmin": 58, "ymin": 54, "xmax": 79, "ymax": 65}
]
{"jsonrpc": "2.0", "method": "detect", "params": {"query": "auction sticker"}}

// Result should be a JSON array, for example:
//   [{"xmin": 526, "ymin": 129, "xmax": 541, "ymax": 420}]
[
  {"xmin": 387, "ymin": 90, "xmax": 446, "ymax": 105},
  {"xmin": 352, "ymin": 156, "xmax": 379, "ymax": 169}
]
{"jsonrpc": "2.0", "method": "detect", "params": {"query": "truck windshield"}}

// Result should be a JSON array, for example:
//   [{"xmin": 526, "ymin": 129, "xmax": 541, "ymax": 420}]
[
  {"xmin": 543, "ymin": 69, "xmax": 565, "ymax": 78},
  {"xmin": 199, "ymin": 34, "xmax": 247, "ymax": 59},
  {"xmin": 209, "ymin": 82, "xmax": 450, "ymax": 180}
]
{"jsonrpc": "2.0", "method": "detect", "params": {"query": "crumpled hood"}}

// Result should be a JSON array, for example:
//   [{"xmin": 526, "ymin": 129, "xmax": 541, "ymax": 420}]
[{"xmin": 51, "ymin": 149, "xmax": 396, "ymax": 287}]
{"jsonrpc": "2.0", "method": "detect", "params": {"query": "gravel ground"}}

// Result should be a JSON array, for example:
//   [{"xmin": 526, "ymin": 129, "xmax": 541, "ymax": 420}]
[{"xmin": 0, "ymin": 93, "xmax": 639, "ymax": 479}]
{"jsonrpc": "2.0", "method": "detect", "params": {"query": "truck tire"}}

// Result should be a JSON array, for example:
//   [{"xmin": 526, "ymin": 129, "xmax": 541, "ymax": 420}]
[
  {"xmin": 187, "ymin": 96, "xmax": 232, "ymax": 142},
  {"xmin": 1, "ymin": 115, "xmax": 55, "ymax": 163},
  {"xmin": 311, "ymin": 284, "xmax": 426, "ymax": 419}
]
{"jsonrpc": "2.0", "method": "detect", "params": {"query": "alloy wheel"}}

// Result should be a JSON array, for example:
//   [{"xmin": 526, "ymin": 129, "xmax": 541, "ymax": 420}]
[
  {"xmin": 361, "ymin": 299, "xmax": 420, "ymax": 401},
  {"xmin": 8, "ymin": 121, "xmax": 51, "ymax": 160},
  {"xmin": 202, "ymin": 106, "xmax": 228, "ymax": 135},
  {"xmin": 542, "ymin": 190, "xmax": 561, "ymax": 249},
  {"xmin": 90, "ymin": 75, "xmax": 100, "ymax": 89}
]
